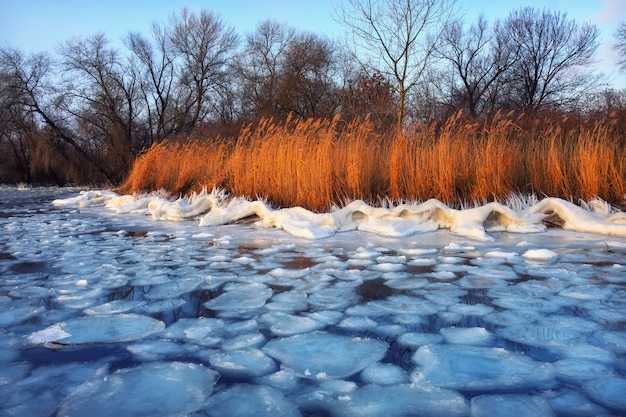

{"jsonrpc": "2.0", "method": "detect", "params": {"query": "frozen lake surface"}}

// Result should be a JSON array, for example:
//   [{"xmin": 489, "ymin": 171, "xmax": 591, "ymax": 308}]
[{"xmin": 1, "ymin": 187, "xmax": 626, "ymax": 416}]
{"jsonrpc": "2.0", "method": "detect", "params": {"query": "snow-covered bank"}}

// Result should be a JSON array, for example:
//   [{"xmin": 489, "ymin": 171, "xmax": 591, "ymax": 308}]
[{"xmin": 54, "ymin": 188, "xmax": 626, "ymax": 241}]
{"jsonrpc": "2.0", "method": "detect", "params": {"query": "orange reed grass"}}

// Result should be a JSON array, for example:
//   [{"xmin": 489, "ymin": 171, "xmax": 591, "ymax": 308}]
[{"xmin": 119, "ymin": 111, "xmax": 626, "ymax": 211}]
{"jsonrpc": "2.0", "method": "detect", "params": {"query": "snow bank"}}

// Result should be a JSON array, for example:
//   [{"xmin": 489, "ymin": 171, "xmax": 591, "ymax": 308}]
[{"xmin": 53, "ymin": 189, "xmax": 626, "ymax": 241}]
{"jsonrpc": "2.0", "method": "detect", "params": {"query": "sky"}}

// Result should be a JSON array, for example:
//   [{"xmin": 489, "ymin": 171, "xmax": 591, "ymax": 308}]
[{"xmin": 1, "ymin": 0, "xmax": 625, "ymax": 88}]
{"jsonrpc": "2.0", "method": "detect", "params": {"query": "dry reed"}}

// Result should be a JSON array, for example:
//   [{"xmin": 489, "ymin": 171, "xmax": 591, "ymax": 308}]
[{"xmin": 119, "ymin": 111, "xmax": 626, "ymax": 211}]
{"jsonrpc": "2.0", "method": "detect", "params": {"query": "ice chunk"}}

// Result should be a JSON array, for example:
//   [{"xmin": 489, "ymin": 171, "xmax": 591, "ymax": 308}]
[
  {"xmin": 593, "ymin": 330, "xmax": 626, "ymax": 353},
  {"xmin": 492, "ymin": 297, "xmax": 561, "ymax": 314},
  {"xmin": 523, "ymin": 249, "xmax": 557, "ymax": 261},
  {"xmin": 470, "ymin": 394, "xmax": 554, "ymax": 417},
  {"xmin": 497, "ymin": 324, "xmax": 582, "ymax": 350},
  {"xmin": 263, "ymin": 311, "xmax": 324, "ymax": 336},
  {"xmin": 384, "ymin": 277, "xmax": 428, "ymax": 290},
  {"xmin": 203, "ymin": 384, "xmax": 301, "ymax": 417},
  {"xmin": 326, "ymin": 384, "xmax": 468, "ymax": 417},
  {"xmin": 360, "ymin": 362, "xmax": 407, "ymax": 385},
  {"xmin": 203, "ymin": 283, "xmax": 272, "ymax": 311},
  {"xmin": 127, "ymin": 340, "xmax": 199, "ymax": 361},
  {"xmin": 338, "ymin": 316, "xmax": 378, "ymax": 330},
  {"xmin": 584, "ymin": 377, "xmax": 626, "ymax": 412},
  {"xmin": 439, "ymin": 327, "xmax": 494, "ymax": 346},
  {"xmin": 262, "ymin": 331, "xmax": 388, "ymax": 379},
  {"xmin": 548, "ymin": 389, "xmax": 611, "ymax": 417},
  {"xmin": 57, "ymin": 362, "xmax": 218, "ymax": 417},
  {"xmin": 28, "ymin": 314, "xmax": 165, "ymax": 345},
  {"xmin": 84, "ymin": 299, "xmax": 147, "ymax": 315},
  {"xmin": 554, "ymin": 358, "xmax": 613, "ymax": 384},
  {"xmin": 412, "ymin": 345, "xmax": 555, "ymax": 392},
  {"xmin": 560, "ymin": 284, "xmax": 615, "ymax": 301},
  {"xmin": 206, "ymin": 348, "xmax": 277, "ymax": 378},
  {"xmin": 396, "ymin": 332, "xmax": 444, "ymax": 348},
  {"xmin": 144, "ymin": 277, "xmax": 203, "ymax": 299},
  {"xmin": 458, "ymin": 275, "xmax": 508, "ymax": 289},
  {"xmin": 222, "ymin": 332, "xmax": 266, "ymax": 350}
]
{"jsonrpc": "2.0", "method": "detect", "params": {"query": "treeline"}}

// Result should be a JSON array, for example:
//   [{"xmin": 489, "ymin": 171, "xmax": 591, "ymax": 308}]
[{"xmin": 1, "ymin": 2, "xmax": 625, "ymax": 189}]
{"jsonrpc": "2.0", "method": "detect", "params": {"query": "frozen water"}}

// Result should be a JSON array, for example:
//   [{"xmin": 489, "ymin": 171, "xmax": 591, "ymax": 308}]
[
  {"xmin": 585, "ymin": 377, "xmax": 626, "ymax": 412},
  {"xmin": 203, "ymin": 384, "xmax": 301, "ymax": 417},
  {"xmin": 412, "ymin": 345, "xmax": 555, "ymax": 392},
  {"xmin": 205, "ymin": 348, "xmax": 277, "ymax": 378},
  {"xmin": 470, "ymin": 394, "xmax": 555, "ymax": 417},
  {"xmin": 324, "ymin": 384, "xmax": 469, "ymax": 417},
  {"xmin": 28, "ymin": 314, "xmax": 165, "ymax": 345},
  {"xmin": 2, "ymin": 187, "xmax": 626, "ymax": 416},
  {"xmin": 57, "ymin": 362, "xmax": 218, "ymax": 417},
  {"xmin": 262, "ymin": 331, "xmax": 388, "ymax": 379}
]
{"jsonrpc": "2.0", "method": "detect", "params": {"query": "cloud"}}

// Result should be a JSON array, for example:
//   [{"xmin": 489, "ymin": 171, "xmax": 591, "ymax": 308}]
[{"xmin": 592, "ymin": 0, "xmax": 626, "ymax": 25}]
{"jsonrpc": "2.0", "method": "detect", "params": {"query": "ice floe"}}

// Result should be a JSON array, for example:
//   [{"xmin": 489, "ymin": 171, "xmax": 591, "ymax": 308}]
[{"xmin": 262, "ymin": 331, "xmax": 388, "ymax": 379}]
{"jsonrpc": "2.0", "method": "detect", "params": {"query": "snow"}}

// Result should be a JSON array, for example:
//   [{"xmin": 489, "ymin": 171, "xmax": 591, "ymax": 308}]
[{"xmin": 1, "ymin": 186, "xmax": 626, "ymax": 416}]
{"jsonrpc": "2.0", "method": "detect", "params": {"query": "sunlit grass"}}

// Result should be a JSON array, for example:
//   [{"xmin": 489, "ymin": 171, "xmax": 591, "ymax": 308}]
[{"xmin": 119, "ymin": 111, "xmax": 626, "ymax": 211}]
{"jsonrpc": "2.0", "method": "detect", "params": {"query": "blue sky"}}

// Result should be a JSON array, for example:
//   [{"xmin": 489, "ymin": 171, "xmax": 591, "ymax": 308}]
[{"xmin": 1, "ymin": 0, "xmax": 624, "ymax": 87}]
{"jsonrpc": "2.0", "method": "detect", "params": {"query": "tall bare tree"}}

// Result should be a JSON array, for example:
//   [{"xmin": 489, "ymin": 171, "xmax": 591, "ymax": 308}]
[
  {"xmin": 436, "ymin": 16, "xmax": 518, "ymax": 116},
  {"xmin": 503, "ymin": 7, "xmax": 599, "ymax": 110},
  {"xmin": 58, "ymin": 33, "xmax": 139, "ymax": 182},
  {"xmin": 237, "ymin": 20, "xmax": 295, "ymax": 118},
  {"xmin": 276, "ymin": 31, "xmax": 340, "ymax": 118},
  {"xmin": 336, "ymin": 0, "xmax": 458, "ymax": 129},
  {"xmin": 166, "ymin": 8, "xmax": 239, "ymax": 130},
  {"xmin": 126, "ymin": 24, "xmax": 176, "ymax": 145}
]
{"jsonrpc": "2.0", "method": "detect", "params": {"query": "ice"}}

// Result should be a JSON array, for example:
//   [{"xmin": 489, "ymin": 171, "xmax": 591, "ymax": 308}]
[
  {"xmin": 84, "ymin": 299, "xmax": 147, "ymax": 315},
  {"xmin": 396, "ymin": 332, "xmax": 444, "ymax": 348},
  {"xmin": 203, "ymin": 384, "xmax": 301, "ymax": 417},
  {"xmin": 593, "ymin": 330, "xmax": 626, "ymax": 353},
  {"xmin": 262, "ymin": 311, "xmax": 324, "ymax": 336},
  {"xmin": 28, "ymin": 314, "xmax": 165, "ymax": 345},
  {"xmin": 553, "ymin": 359, "xmax": 614, "ymax": 384},
  {"xmin": 262, "ymin": 331, "xmax": 388, "ymax": 379},
  {"xmin": 584, "ymin": 377, "xmax": 626, "ymax": 412},
  {"xmin": 323, "ymin": 384, "xmax": 469, "ymax": 417},
  {"xmin": 143, "ymin": 276, "xmax": 203, "ymax": 299},
  {"xmin": 548, "ymin": 390, "xmax": 612, "ymax": 417},
  {"xmin": 412, "ymin": 345, "xmax": 555, "ymax": 392},
  {"xmin": 439, "ymin": 326, "xmax": 494, "ymax": 346},
  {"xmin": 203, "ymin": 283, "xmax": 272, "ymax": 311},
  {"xmin": 205, "ymin": 348, "xmax": 277, "ymax": 378},
  {"xmin": 470, "ymin": 394, "xmax": 555, "ymax": 417},
  {"xmin": 56, "ymin": 362, "xmax": 218, "ymax": 417},
  {"xmin": 360, "ymin": 362, "xmax": 407, "ymax": 385},
  {"xmin": 161, "ymin": 317, "xmax": 224, "ymax": 346},
  {"xmin": 523, "ymin": 248, "xmax": 558, "ymax": 261},
  {"xmin": 497, "ymin": 324, "xmax": 583, "ymax": 352}
]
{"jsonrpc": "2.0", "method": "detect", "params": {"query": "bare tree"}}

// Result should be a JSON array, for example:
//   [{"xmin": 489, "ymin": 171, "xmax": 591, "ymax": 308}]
[
  {"xmin": 276, "ymin": 31, "xmax": 340, "ymax": 118},
  {"xmin": 237, "ymin": 20, "xmax": 295, "ymax": 118},
  {"xmin": 166, "ymin": 8, "xmax": 239, "ymax": 130},
  {"xmin": 503, "ymin": 7, "xmax": 599, "ymax": 111},
  {"xmin": 615, "ymin": 21, "xmax": 626, "ymax": 72},
  {"xmin": 336, "ymin": 0, "xmax": 458, "ymax": 129},
  {"xmin": 126, "ymin": 24, "xmax": 176, "ymax": 145},
  {"xmin": 57, "ymin": 33, "xmax": 139, "ymax": 182},
  {"xmin": 436, "ymin": 16, "xmax": 518, "ymax": 116},
  {"xmin": 0, "ymin": 47, "xmax": 112, "ymax": 184}
]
